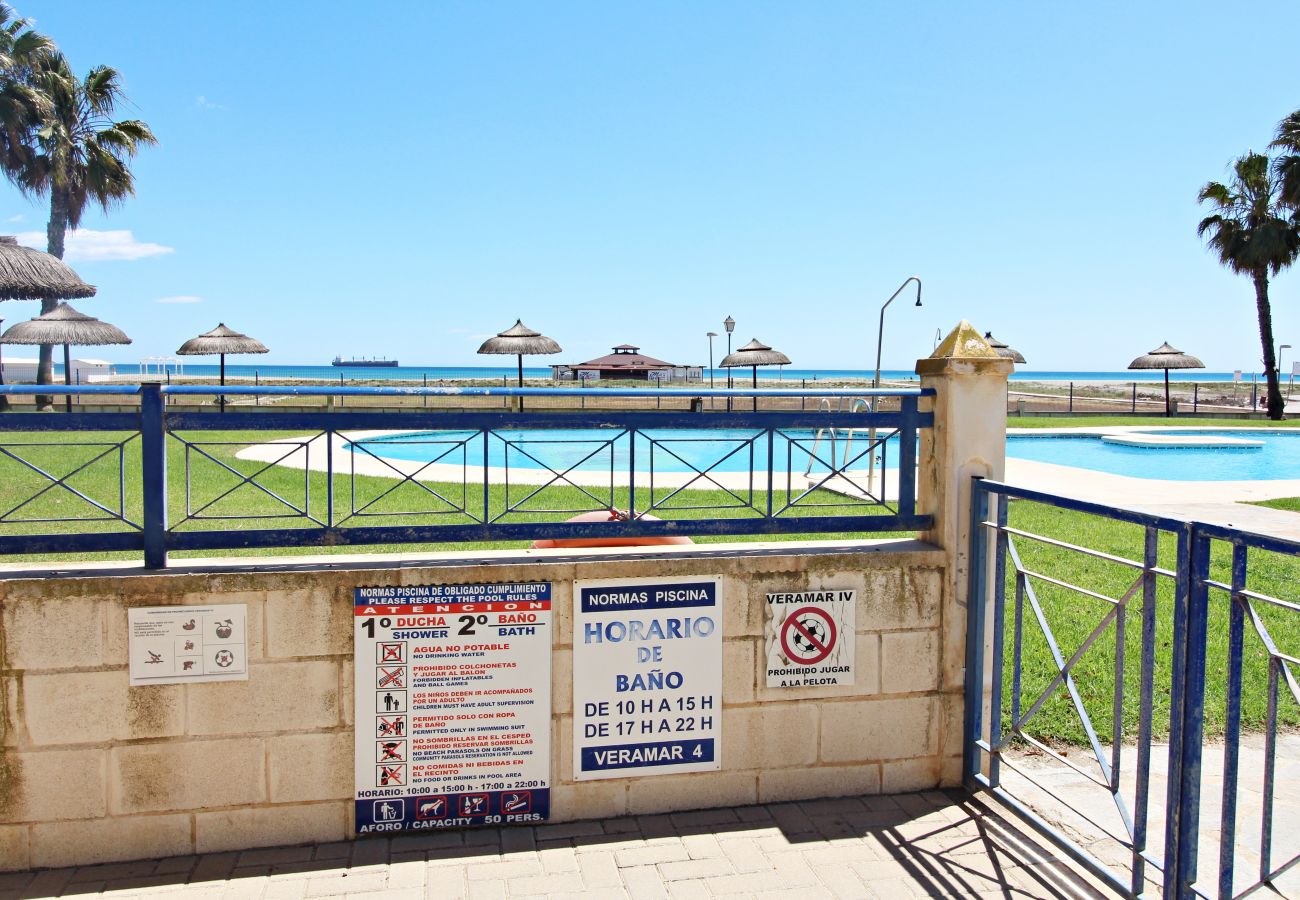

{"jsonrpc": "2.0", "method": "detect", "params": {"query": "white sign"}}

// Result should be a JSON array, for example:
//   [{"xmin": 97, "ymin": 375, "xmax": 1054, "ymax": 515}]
[
  {"xmin": 1234, "ymin": 370, "xmax": 1243, "ymax": 383},
  {"xmin": 353, "ymin": 582, "xmax": 552, "ymax": 833},
  {"xmin": 765, "ymin": 590, "xmax": 856, "ymax": 688},
  {"xmin": 573, "ymin": 576, "xmax": 722, "ymax": 781},
  {"xmin": 648, "ymin": 370, "xmax": 668, "ymax": 382},
  {"xmin": 128, "ymin": 605, "xmax": 248, "ymax": 685},
  {"xmin": 578, "ymin": 369, "xmax": 598, "ymax": 381},
  {"xmin": 1292, "ymin": 362, "xmax": 1300, "ymax": 377}
]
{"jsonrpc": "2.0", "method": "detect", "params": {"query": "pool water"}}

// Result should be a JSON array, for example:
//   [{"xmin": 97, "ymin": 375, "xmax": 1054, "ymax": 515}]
[
  {"xmin": 349, "ymin": 429, "xmax": 903, "ymax": 475},
  {"xmin": 1006, "ymin": 430, "xmax": 1300, "ymax": 481},
  {"xmin": 349, "ymin": 428, "xmax": 1300, "ymax": 482}
]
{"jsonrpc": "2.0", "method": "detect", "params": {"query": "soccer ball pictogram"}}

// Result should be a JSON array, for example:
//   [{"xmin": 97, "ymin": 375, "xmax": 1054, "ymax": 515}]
[{"xmin": 790, "ymin": 615, "xmax": 829, "ymax": 654}]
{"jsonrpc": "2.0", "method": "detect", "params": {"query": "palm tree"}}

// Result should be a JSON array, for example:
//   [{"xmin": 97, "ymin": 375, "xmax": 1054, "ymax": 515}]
[
  {"xmin": 13, "ymin": 51, "xmax": 155, "ymax": 393},
  {"xmin": 0, "ymin": 3, "xmax": 50, "ymax": 175},
  {"xmin": 1198, "ymin": 151, "xmax": 1300, "ymax": 420},
  {"xmin": 1271, "ymin": 108, "xmax": 1300, "ymax": 217}
]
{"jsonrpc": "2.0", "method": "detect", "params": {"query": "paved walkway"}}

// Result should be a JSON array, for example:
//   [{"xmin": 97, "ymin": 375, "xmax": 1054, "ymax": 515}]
[{"xmin": 0, "ymin": 791, "xmax": 1112, "ymax": 899}]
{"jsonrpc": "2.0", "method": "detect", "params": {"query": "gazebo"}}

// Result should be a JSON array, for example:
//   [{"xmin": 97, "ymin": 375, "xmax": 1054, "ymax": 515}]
[
  {"xmin": 1128, "ymin": 342, "xmax": 1204, "ymax": 417},
  {"xmin": 0, "ymin": 235, "xmax": 97, "ymax": 410},
  {"xmin": 177, "ymin": 324, "xmax": 269, "ymax": 412},
  {"xmin": 720, "ymin": 338, "xmax": 791, "ymax": 410},
  {"xmin": 0, "ymin": 302, "xmax": 130, "ymax": 412}
]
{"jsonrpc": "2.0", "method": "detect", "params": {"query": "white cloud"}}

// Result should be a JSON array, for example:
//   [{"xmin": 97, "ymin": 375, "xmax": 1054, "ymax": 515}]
[
  {"xmin": 16, "ymin": 229, "xmax": 174, "ymax": 262},
  {"xmin": 157, "ymin": 295, "xmax": 202, "ymax": 304},
  {"xmin": 196, "ymin": 95, "xmax": 227, "ymax": 110},
  {"xmin": 6, "ymin": 214, "xmax": 23, "ymax": 223}
]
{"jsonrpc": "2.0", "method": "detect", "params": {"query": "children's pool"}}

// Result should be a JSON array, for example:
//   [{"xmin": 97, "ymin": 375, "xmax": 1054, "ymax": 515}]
[
  {"xmin": 1005, "ymin": 430, "xmax": 1300, "ymax": 481},
  {"xmin": 348, "ymin": 429, "xmax": 1300, "ymax": 482}
]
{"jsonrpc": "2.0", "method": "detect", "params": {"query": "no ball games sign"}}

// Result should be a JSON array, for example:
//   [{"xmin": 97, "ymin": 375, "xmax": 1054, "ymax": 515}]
[{"xmin": 765, "ymin": 590, "xmax": 855, "ymax": 688}]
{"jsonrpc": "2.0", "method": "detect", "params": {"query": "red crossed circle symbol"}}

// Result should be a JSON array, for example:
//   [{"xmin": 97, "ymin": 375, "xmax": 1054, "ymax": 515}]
[{"xmin": 779, "ymin": 606, "xmax": 837, "ymax": 665}]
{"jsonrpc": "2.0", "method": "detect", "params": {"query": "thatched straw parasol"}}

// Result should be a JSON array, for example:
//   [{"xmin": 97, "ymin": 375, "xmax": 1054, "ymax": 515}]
[
  {"xmin": 177, "ymin": 323, "xmax": 269, "ymax": 412},
  {"xmin": 983, "ymin": 331, "xmax": 1026, "ymax": 364},
  {"xmin": 0, "ymin": 302, "xmax": 130, "ymax": 411},
  {"xmin": 477, "ymin": 320, "xmax": 562, "ymax": 385},
  {"xmin": 0, "ymin": 235, "xmax": 97, "ymax": 301},
  {"xmin": 477, "ymin": 320, "xmax": 561, "ymax": 410},
  {"xmin": 1128, "ymin": 341, "xmax": 1204, "ymax": 417},
  {"xmin": 0, "ymin": 235, "xmax": 98, "ymax": 410},
  {"xmin": 720, "ymin": 338, "xmax": 792, "ymax": 410}
]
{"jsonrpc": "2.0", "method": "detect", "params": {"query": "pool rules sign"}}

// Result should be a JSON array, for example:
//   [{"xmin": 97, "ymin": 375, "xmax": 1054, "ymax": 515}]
[
  {"xmin": 765, "ymin": 589, "xmax": 856, "ymax": 687},
  {"xmin": 353, "ymin": 582, "xmax": 552, "ymax": 833},
  {"xmin": 573, "ymin": 576, "xmax": 722, "ymax": 780}
]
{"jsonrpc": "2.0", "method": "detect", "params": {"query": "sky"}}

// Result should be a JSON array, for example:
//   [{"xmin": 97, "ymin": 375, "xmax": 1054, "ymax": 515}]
[{"xmin": 1, "ymin": 0, "xmax": 1298, "ymax": 372}]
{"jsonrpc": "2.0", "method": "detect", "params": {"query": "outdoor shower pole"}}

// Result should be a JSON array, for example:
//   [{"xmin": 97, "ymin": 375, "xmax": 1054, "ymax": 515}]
[
  {"xmin": 873, "ymin": 276, "xmax": 922, "ymax": 389},
  {"xmin": 871, "ymin": 277, "xmax": 922, "ymax": 495}
]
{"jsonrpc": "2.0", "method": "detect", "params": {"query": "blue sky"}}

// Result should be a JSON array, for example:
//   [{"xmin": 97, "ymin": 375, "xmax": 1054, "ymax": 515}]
[{"xmin": 2, "ymin": 1, "xmax": 1298, "ymax": 372}]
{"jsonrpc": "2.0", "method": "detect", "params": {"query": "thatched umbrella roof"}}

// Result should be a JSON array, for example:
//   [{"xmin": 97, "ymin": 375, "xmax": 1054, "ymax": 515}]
[
  {"xmin": 983, "ymin": 331, "xmax": 1026, "ymax": 364},
  {"xmin": 477, "ymin": 320, "xmax": 562, "ymax": 356},
  {"xmin": 1128, "ymin": 342, "xmax": 1204, "ymax": 417},
  {"xmin": 719, "ymin": 338, "xmax": 791, "ymax": 369},
  {"xmin": 176, "ymin": 323, "xmax": 269, "ymax": 356},
  {"xmin": 1127, "ymin": 342, "xmax": 1204, "ymax": 370},
  {"xmin": 478, "ymin": 320, "xmax": 562, "ymax": 404},
  {"xmin": 0, "ymin": 235, "xmax": 97, "ymax": 301},
  {"xmin": 0, "ymin": 302, "xmax": 130, "ymax": 345},
  {"xmin": 1, "ymin": 302, "xmax": 130, "ymax": 412}
]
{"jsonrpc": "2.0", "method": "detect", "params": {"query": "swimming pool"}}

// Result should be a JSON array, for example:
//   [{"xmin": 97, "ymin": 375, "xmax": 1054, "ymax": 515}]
[
  {"xmin": 1006, "ymin": 430, "xmax": 1300, "ymax": 481},
  {"xmin": 349, "ymin": 428, "xmax": 1300, "ymax": 482},
  {"xmin": 349, "ymin": 428, "xmax": 903, "ymax": 475}
]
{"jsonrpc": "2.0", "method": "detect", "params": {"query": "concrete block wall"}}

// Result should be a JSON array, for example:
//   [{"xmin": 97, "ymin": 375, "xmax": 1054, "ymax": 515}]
[{"xmin": 0, "ymin": 540, "xmax": 951, "ymax": 871}]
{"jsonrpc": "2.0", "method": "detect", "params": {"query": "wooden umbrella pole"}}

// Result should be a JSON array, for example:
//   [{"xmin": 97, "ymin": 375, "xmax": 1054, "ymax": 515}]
[
  {"xmin": 220, "ymin": 353, "xmax": 226, "ymax": 413},
  {"xmin": 63, "ymin": 343, "xmax": 72, "ymax": 413},
  {"xmin": 517, "ymin": 354, "xmax": 524, "ymax": 412},
  {"xmin": 1165, "ymin": 368, "xmax": 1170, "ymax": 417},
  {"xmin": 752, "ymin": 365, "xmax": 758, "ymax": 411}
]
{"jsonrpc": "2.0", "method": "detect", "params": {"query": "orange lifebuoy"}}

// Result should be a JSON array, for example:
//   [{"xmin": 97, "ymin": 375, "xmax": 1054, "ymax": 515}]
[{"xmin": 530, "ymin": 509, "xmax": 694, "ymax": 549}]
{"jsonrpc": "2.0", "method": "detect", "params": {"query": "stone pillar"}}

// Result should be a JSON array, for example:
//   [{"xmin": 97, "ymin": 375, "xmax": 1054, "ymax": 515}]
[{"xmin": 914, "ymin": 321, "xmax": 1012, "ymax": 784}]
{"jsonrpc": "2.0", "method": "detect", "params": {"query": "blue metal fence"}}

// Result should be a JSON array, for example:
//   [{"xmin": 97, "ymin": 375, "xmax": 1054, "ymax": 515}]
[
  {"xmin": 0, "ymin": 383, "xmax": 932, "ymax": 567},
  {"xmin": 966, "ymin": 478, "xmax": 1299, "ymax": 899}
]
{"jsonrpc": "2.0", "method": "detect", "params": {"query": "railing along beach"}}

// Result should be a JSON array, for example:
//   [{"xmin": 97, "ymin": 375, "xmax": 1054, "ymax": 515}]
[{"xmin": 0, "ymin": 383, "xmax": 933, "ymax": 568}]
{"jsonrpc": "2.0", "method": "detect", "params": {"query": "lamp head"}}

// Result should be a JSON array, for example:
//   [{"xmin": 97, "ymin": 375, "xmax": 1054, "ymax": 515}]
[
  {"xmin": 707, "ymin": 331, "xmax": 718, "ymax": 338},
  {"xmin": 724, "ymin": 316, "xmax": 735, "ymax": 333}
]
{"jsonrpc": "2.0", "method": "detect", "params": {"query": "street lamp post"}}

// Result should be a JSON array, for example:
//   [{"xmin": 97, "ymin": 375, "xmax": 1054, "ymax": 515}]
[
  {"xmin": 706, "ymin": 332, "xmax": 717, "ymax": 388},
  {"xmin": 873, "ymin": 277, "xmax": 922, "ymax": 389},
  {"xmin": 723, "ymin": 316, "xmax": 735, "ymax": 410},
  {"xmin": 1280, "ymin": 343, "xmax": 1293, "ymax": 402}
]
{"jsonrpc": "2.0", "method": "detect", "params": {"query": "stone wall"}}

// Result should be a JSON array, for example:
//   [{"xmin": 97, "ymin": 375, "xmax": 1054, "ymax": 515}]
[{"xmin": 0, "ymin": 540, "xmax": 952, "ymax": 870}]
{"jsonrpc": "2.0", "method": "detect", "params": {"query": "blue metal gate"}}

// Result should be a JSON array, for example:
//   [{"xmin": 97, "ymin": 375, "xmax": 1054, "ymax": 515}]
[{"xmin": 965, "ymin": 479, "xmax": 1298, "ymax": 898}]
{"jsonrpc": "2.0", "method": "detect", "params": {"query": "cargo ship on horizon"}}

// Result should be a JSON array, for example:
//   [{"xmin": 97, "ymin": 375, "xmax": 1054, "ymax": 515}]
[{"xmin": 331, "ymin": 356, "xmax": 399, "ymax": 367}]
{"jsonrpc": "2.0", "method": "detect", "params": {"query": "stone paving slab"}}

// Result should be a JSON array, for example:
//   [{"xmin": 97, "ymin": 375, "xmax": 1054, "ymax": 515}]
[{"xmin": 0, "ymin": 791, "xmax": 1112, "ymax": 899}]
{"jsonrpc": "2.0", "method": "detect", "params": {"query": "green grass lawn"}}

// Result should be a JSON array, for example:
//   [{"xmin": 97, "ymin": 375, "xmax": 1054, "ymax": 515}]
[
  {"xmin": 2, "ymin": 427, "xmax": 1295, "ymax": 745},
  {"xmin": 1004, "ymin": 498, "xmax": 1299, "ymax": 744},
  {"xmin": 0, "ymin": 428, "xmax": 897, "ymax": 563}
]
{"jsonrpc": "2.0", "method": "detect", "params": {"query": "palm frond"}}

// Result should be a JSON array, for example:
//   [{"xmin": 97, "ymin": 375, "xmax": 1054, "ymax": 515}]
[{"xmin": 1270, "ymin": 108, "xmax": 1300, "ymax": 153}]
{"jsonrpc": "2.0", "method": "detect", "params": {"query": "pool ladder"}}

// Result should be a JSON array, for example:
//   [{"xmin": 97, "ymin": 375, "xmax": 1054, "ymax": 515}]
[{"xmin": 805, "ymin": 398, "xmax": 879, "ymax": 493}]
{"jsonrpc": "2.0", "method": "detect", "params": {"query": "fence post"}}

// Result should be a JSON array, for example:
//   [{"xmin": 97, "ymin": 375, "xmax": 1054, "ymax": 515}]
[
  {"xmin": 916, "ymin": 322, "xmax": 1013, "ymax": 787},
  {"xmin": 1163, "ymin": 524, "xmax": 1210, "ymax": 897},
  {"xmin": 140, "ymin": 382, "xmax": 168, "ymax": 569}
]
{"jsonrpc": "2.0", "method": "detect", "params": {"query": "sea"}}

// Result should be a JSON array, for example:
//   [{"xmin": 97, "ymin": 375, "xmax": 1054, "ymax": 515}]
[{"xmin": 108, "ymin": 363, "xmax": 1253, "ymax": 384}]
